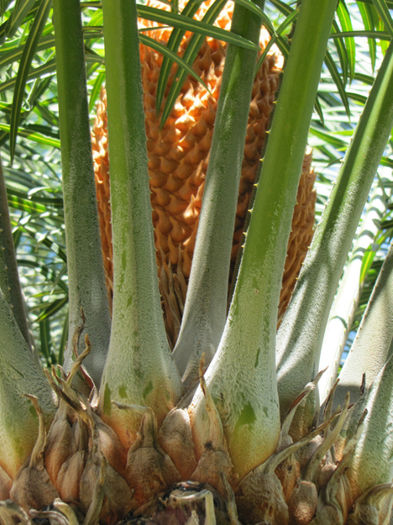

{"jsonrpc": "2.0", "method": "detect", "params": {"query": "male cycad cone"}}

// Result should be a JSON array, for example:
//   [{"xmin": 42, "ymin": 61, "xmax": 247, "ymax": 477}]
[
  {"xmin": 2, "ymin": 3, "xmax": 393, "ymax": 525},
  {"xmin": 92, "ymin": 1, "xmax": 317, "ymax": 344}
]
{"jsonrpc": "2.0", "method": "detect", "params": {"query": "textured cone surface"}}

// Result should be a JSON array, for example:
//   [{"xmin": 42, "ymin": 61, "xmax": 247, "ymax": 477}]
[
  {"xmin": 278, "ymin": 149, "xmax": 315, "ymax": 322},
  {"xmin": 92, "ymin": 0, "xmax": 316, "ymax": 344}
]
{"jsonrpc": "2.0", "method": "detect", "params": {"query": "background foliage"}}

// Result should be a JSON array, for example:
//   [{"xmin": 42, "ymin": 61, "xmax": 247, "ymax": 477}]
[{"xmin": 0, "ymin": 0, "xmax": 392, "ymax": 366}]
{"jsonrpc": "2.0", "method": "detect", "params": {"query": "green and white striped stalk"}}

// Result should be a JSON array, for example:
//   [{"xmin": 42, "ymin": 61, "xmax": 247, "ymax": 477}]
[
  {"xmin": 172, "ymin": 1, "xmax": 262, "ymax": 387},
  {"xmin": 190, "ymin": 0, "xmax": 337, "ymax": 479},
  {"xmin": 98, "ymin": 0, "xmax": 182, "ymax": 449},
  {"xmin": 53, "ymin": 0, "xmax": 111, "ymax": 385},
  {"xmin": 277, "ymin": 40, "xmax": 393, "ymax": 418}
]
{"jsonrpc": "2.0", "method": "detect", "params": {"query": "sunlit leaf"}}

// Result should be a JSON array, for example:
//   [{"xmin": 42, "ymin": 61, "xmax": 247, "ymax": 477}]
[
  {"xmin": 159, "ymin": 0, "xmax": 226, "ymax": 124},
  {"xmin": 0, "ymin": 59, "xmax": 56, "ymax": 95},
  {"xmin": 256, "ymin": 8, "xmax": 295, "ymax": 71},
  {"xmin": 0, "ymin": 33, "xmax": 54, "ymax": 71},
  {"xmin": 0, "ymin": 0, "xmax": 13, "ymax": 18},
  {"xmin": 324, "ymin": 50, "xmax": 351, "ymax": 118},
  {"xmin": 268, "ymin": 0, "xmax": 294, "ymax": 17},
  {"xmin": 335, "ymin": 0, "xmax": 355, "ymax": 80},
  {"xmin": 0, "ymin": 123, "xmax": 60, "ymax": 148},
  {"xmin": 0, "ymin": 0, "xmax": 36, "ymax": 41},
  {"xmin": 371, "ymin": 0, "xmax": 393, "ymax": 35},
  {"xmin": 141, "ymin": 32, "xmax": 211, "ymax": 93},
  {"xmin": 329, "ymin": 29, "xmax": 391, "ymax": 39},
  {"xmin": 358, "ymin": 1, "xmax": 378, "ymax": 70},
  {"xmin": 155, "ymin": 0, "xmax": 204, "ymax": 113},
  {"xmin": 137, "ymin": 4, "xmax": 258, "ymax": 50},
  {"xmin": 88, "ymin": 68, "xmax": 105, "ymax": 112},
  {"xmin": 36, "ymin": 297, "xmax": 68, "ymax": 323}
]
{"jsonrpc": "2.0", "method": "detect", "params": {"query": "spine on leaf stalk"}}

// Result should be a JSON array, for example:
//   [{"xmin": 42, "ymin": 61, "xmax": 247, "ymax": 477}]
[
  {"xmin": 99, "ymin": 0, "xmax": 182, "ymax": 448},
  {"xmin": 189, "ymin": 0, "xmax": 337, "ymax": 479}
]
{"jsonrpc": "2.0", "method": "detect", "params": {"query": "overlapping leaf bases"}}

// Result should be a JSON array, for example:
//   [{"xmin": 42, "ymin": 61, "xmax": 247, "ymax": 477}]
[
  {"xmin": 4, "ymin": 356, "xmax": 390, "ymax": 524},
  {"xmin": 92, "ymin": 0, "xmax": 316, "ymax": 344}
]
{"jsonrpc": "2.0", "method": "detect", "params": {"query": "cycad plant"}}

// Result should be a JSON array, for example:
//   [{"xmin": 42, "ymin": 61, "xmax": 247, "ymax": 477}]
[{"xmin": 1, "ymin": 0, "xmax": 393, "ymax": 523}]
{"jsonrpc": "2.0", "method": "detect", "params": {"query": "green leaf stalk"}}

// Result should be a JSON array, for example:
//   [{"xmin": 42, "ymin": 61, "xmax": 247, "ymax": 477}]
[
  {"xmin": 348, "ymin": 348, "xmax": 393, "ymax": 500},
  {"xmin": 173, "ymin": 0, "xmax": 265, "ymax": 388},
  {"xmin": 190, "ymin": 0, "xmax": 337, "ymax": 479},
  {"xmin": 98, "ymin": 0, "xmax": 182, "ymax": 448},
  {"xmin": 52, "ymin": 0, "xmax": 111, "ymax": 385},
  {"xmin": 0, "ymin": 157, "xmax": 31, "ymax": 347},
  {"xmin": 318, "ymin": 176, "xmax": 391, "ymax": 403},
  {"xmin": 336, "ymin": 239, "xmax": 393, "ymax": 406},
  {"xmin": 0, "ymin": 289, "xmax": 54, "ymax": 479},
  {"xmin": 277, "ymin": 39, "xmax": 393, "ymax": 418}
]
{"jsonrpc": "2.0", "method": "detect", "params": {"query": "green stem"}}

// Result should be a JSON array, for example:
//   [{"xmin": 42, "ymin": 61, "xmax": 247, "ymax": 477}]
[
  {"xmin": 318, "ymin": 177, "xmax": 390, "ymax": 403},
  {"xmin": 190, "ymin": 0, "xmax": 337, "ymax": 479},
  {"xmin": 173, "ymin": 0, "xmax": 264, "ymax": 387},
  {"xmin": 53, "ymin": 0, "xmax": 111, "ymax": 385},
  {"xmin": 277, "ymin": 39, "xmax": 393, "ymax": 417},
  {"xmin": 0, "ymin": 157, "xmax": 31, "ymax": 347},
  {"xmin": 0, "ymin": 289, "xmax": 54, "ymax": 479},
  {"xmin": 348, "ymin": 348, "xmax": 393, "ymax": 499},
  {"xmin": 98, "ymin": 0, "xmax": 181, "ymax": 448},
  {"xmin": 336, "ymin": 239, "xmax": 393, "ymax": 406}
]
